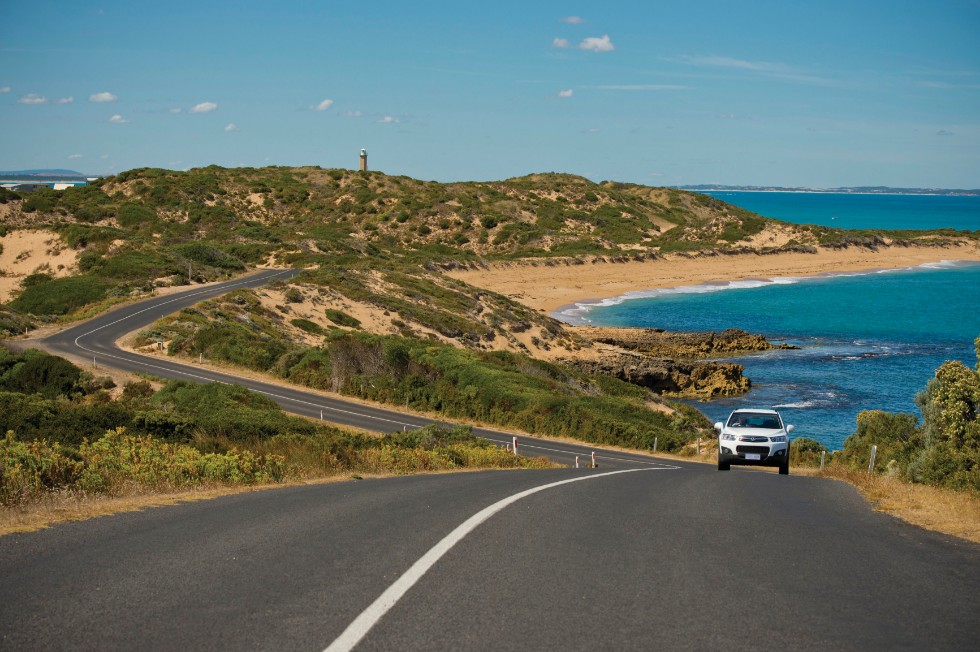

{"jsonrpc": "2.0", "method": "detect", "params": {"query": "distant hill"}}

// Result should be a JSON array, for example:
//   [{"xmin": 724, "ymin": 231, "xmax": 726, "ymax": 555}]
[
  {"xmin": 676, "ymin": 184, "xmax": 980, "ymax": 196},
  {"xmin": 0, "ymin": 169, "xmax": 87, "ymax": 179}
]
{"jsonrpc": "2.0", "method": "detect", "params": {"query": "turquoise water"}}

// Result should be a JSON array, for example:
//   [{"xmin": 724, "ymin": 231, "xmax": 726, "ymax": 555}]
[
  {"xmin": 704, "ymin": 191, "xmax": 980, "ymax": 231},
  {"xmin": 562, "ymin": 194, "xmax": 980, "ymax": 450}
]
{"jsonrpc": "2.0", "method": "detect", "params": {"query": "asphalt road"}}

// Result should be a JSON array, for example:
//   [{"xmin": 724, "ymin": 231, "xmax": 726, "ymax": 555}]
[
  {"xmin": 1, "ymin": 468, "xmax": 977, "ymax": 650},
  {"xmin": 2, "ymin": 269, "xmax": 977, "ymax": 650}
]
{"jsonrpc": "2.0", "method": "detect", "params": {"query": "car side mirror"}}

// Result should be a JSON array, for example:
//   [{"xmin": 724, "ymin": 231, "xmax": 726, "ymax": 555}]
[
  {"xmin": 786, "ymin": 424, "xmax": 795, "ymax": 433},
  {"xmin": 713, "ymin": 422, "xmax": 724, "ymax": 431}
]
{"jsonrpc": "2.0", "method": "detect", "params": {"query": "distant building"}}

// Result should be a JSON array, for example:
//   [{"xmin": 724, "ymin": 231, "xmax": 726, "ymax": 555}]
[{"xmin": 360, "ymin": 149, "xmax": 368, "ymax": 172}]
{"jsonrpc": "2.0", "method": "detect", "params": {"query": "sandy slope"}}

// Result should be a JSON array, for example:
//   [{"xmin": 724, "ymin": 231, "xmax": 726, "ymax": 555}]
[{"xmin": 0, "ymin": 229, "xmax": 79, "ymax": 302}]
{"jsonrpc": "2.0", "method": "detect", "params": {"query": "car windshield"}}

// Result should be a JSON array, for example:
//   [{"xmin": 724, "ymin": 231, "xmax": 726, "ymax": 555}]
[{"xmin": 727, "ymin": 412, "xmax": 782, "ymax": 429}]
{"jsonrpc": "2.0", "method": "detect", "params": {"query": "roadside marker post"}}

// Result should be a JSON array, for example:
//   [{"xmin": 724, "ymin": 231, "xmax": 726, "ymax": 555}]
[
  {"xmin": 512, "ymin": 437, "xmax": 518, "ymax": 457},
  {"xmin": 820, "ymin": 450, "xmax": 826, "ymax": 471},
  {"xmin": 867, "ymin": 445, "xmax": 878, "ymax": 474},
  {"xmin": 591, "ymin": 451, "xmax": 596, "ymax": 468},
  {"xmin": 575, "ymin": 456, "xmax": 579, "ymax": 468},
  {"xmin": 697, "ymin": 437, "xmax": 702, "ymax": 455},
  {"xmin": 653, "ymin": 437, "xmax": 658, "ymax": 453}
]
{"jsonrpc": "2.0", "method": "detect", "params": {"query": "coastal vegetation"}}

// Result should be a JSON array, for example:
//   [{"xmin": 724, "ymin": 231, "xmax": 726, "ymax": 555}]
[
  {"xmin": 834, "ymin": 335, "xmax": 980, "ymax": 493},
  {"xmin": 1, "ymin": 166, "xmax": 978, "ymax": 513},
  {"xmin": 132, "ymin": 292, "xmax": 709, "ymax": 453},
  {"xmin": 0, "ymin": 349, "xmax": 554, "ymax": 506}
]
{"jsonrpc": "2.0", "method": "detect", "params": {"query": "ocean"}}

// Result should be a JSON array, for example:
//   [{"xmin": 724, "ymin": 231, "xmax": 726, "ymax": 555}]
[{"xmin": 561, "ymin": 193, "xmax": 980, "ymax": 451}]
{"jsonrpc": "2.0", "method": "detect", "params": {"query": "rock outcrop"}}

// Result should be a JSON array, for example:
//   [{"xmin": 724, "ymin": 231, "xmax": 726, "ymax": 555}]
[
  {"xmin": 573, "ymin": 326, "xmax": 795, "ymax": 359},
  {"xmin": 557, "ymin": 326, "xmax": 797, "ymax": 398},
  {"xmin": 563, "ymin": 351, "xmax": 750, "ymax": 399}
]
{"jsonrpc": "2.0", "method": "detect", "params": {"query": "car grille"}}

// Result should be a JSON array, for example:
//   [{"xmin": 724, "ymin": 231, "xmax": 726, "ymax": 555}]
[
  {"xmin": 736, "ymin": 445, "xmax": 769, "ymax": 456},
  {"xmin": 740, "ymin": 435, "xmax": 770, "ymax": 443}
]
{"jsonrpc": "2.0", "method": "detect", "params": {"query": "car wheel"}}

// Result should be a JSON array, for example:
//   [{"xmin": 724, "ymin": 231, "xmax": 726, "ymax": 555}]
[
  {"xmin": 718, "ymin": 457, "xmax": 730, "ymax": 471},
  {"xmin": 779, "ymin": 461, "xmax": 789, "ymax": 475}
]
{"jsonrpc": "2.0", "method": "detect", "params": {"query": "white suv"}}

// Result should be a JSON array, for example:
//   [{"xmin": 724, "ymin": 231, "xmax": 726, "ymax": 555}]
[{"xmin": 715, "ymin": 408, "xmax": 794, "ymax": 475}]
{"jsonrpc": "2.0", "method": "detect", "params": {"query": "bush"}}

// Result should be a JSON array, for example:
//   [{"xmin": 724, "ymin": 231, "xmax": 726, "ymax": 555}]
[
  {"xmin": 0, "ymin": 349, "xmax": 83, "ymax": 399},
  {"xmin": 835, "ymin": 335, "xmax": 980, "ymax": 492},
  {"xmin": 173, "ymin": 242, "xmax": 246, "ymax": 270},
  {"xmin": 117, "ymin": 203, "xmax": 158, "ymax": 228},
  {"xmin": 325, "ymin": 309, "xmax": 361, "ymax": 328},
  {"xmin": 790, "ymin": 437, "xmax": 829, "ymax": 467},
  {"xmin": 7, "ymin": 276, "xmax": 109, "ymax": 315},
  {"xmin": 290, "ymin": 318, "xmax": 326, "ymax": 335}
]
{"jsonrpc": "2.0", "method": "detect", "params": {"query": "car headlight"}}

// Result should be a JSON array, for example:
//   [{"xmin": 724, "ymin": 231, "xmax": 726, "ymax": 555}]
[
  {"xmin": 770, "ymin": 435, "xmax": 788, "ymax": 443},
  {"xmin": 720, "ymin": 433, "xmax": 736, "ymax": 441}
]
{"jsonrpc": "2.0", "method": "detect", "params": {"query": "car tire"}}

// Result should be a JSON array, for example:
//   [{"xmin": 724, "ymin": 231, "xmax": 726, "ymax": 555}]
[
  {"xmin": 778, "ymin": 461, "xmax": 789, "ymax": 475},
  {"xmin": 718, "ymin": 457, "xmax": 730, "ymax": 471}
]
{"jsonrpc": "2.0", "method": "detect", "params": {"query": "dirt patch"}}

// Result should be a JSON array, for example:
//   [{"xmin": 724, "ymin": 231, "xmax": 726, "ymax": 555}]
[{"xmin": 0, "ymin": 229, "xmax": 80, "ymax": 302}]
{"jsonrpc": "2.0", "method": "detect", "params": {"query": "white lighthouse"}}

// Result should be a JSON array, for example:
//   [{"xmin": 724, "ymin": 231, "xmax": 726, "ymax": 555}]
[{"xmin": 359, "ymin": 149, "xmax": 368, "ymax": 172}]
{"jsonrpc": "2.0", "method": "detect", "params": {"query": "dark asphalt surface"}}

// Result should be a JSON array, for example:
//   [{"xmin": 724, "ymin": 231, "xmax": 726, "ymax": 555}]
[
  {"xmin": 1, "ymin": 469, "xmax": 978, "ymax": 650},
  {"xmin": 2, "ymin": 270, "xmax": 977, "ymax": 650}
]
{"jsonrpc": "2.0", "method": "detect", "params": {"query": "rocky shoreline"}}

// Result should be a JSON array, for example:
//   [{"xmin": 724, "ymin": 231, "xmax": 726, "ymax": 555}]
[{"xmin": 562, "ymin": 327, "xmax": 795, "ymax": 399}]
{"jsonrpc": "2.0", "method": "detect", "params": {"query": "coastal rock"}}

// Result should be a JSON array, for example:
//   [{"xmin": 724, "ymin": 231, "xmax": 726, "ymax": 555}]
[
  {"xmin": 562, "ymin": 351, "xmax": 750, "ymax": 399},
  {"xmin": 573, "ymin": 326, "xmax": 794, "ymax": 359}
]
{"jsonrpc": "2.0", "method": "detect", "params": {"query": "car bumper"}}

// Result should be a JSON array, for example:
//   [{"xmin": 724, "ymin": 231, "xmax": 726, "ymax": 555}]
[{"xmin": 719, "ymin": 443, "xmax": 789, "ymax": 467}]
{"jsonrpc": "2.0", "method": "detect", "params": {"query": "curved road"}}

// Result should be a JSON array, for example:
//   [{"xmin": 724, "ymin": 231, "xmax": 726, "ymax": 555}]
[
  {"xmin": 1, "ymin": 270, "xmax": 977, "ymax": 650},
  {"xmin": 37, "ymin": 268, "xmax": 657, "ymax": 468}
]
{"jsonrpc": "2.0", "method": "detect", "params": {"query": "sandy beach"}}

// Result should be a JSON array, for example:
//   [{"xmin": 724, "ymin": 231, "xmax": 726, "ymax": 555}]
[{"xmin": 447, "ymin": 244, "xmax": 980, "ymax": 314}]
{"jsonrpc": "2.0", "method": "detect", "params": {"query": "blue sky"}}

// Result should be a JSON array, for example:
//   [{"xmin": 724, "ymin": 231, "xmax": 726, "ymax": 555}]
[{"xmin": 1, "ymin": 1, "xmax": 978, "ymax": 187}]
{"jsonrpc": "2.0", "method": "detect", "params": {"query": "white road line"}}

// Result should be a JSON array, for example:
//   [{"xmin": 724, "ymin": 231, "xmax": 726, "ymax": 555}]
[{"xmin": 323, "ymin": 467, "xmax": 669, "ymax": 652}]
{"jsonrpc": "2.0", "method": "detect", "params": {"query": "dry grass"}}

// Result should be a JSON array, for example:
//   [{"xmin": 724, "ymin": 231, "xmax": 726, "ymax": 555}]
[
  {"xmin": 813, "ymin": 467, "xmax": 980, "ymax": 544},
  {"xmin": 0, "ymin": 482, "xmax": 301, "ymax": 536}
]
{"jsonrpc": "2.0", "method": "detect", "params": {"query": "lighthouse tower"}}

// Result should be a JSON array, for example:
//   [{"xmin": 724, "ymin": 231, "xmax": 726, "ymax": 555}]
[{"xmin": 359, "ymin": 149, "xmax": 368, "ymax": 172}]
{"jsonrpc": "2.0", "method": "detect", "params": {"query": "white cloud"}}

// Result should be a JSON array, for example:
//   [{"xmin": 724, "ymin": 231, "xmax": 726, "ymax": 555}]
[
  {"xmin": 18, "ymin": 93, "xmax": 47, "ymax": 105},
  {"xmin": 224, "ymin": 123, "xmax": 238, "ymax": 132},
  {"xmin": 89, "ymin": 91, "xmax": 117, "ymax": 102},
  {"xmin": 378, "ymin": 115, "xmax": 399, "ymax": 124},
  {"xmin": 579, "ymin": 35, "xmax": 614, "ymax": 52},
  {"xmin": 558, "ymin": 89, "xmax": 573, "ymax": 98},
  {"xmin": 68, "ymin": 153, "xmax": 83, "ymax": 159},
  {"xmin": 189, "ymin": 101, "xmax": 217, "ymax": 113},
  {"xmin": 342, "ymin": 110, "xmax": 363, "ymax": 118},
  {"xmin": 552, "ymin": 37, "xmax": 570, "ymax": 49},
  {"xmin": 56, "ymin": 96, "xmax": 74, "ymax": 104},
  {"xmin": 313, "ymin": 98, "xmax": 334, "ymax": 111},
  {"xmin": 108, "ymin": 114, "xmax": 128, "ymax": 124},
  {"xmin": 561, "ymin": 16, "xmax": 585, "ymax": 24},
  {"xmin": 0, "ymin": 86, "xmax": 11, "ymax": 93}
]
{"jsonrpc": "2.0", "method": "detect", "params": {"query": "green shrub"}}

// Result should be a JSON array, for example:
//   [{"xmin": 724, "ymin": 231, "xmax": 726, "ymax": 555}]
[
  {"xmin": 172, "ymin": 242, "xmax": 246, "ymax": 270},
  {"xmin": 8, "ymin": 275, "xmax": 109, "ymax": 315},
  {"xmin": 291, "ymin": 318, "xmax": 326, "ymax": 335},
  {"xmin": 835, "ymin": 335, "xmax": 980, "ymax": 492},
  {"xmin": 325, "ymin": 309, "xmax": 361, "ymax": 328},
  {"xmin": 0, "ymin": 349, "xmax": 83, "ymax": 399},
  {"xmin": 790, "ymin": 437, "xmax": 829, "ymax": 467},
  {"xmin": 117, "ymin": 203, "xmax": 158, "ymax": 228}
]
